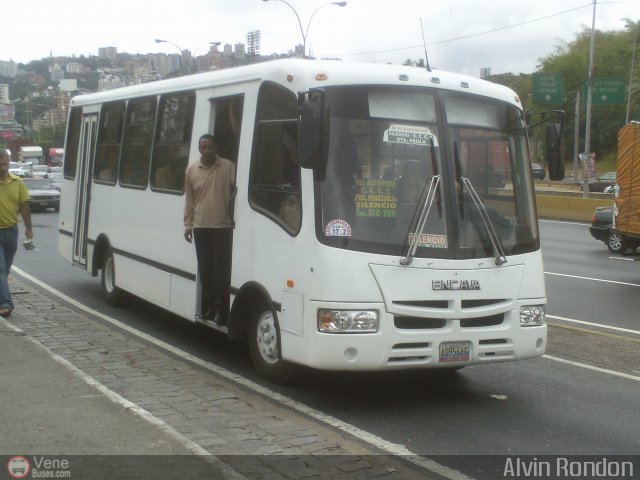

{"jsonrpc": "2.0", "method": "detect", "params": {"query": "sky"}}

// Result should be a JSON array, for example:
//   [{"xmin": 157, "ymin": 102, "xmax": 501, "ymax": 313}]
[{"xmin": 2, "ymin": 0, "xmax": 639, "ymax": 76}]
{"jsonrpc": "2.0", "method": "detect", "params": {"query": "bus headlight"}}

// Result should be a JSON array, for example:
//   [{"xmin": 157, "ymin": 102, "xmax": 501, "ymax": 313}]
[
  {"xmin": 318, "ymin": 310, "xmax": 379, "ymax": 333},
  {"xmin": 520, "ymin": 305, "xmax": 545, "ymax": 327}
]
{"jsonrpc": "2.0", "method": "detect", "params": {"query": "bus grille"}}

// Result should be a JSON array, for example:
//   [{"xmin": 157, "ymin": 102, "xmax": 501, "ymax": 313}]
[{"xmin": 394, "ymin": 313, "xmax": 505, "ymax": 330}]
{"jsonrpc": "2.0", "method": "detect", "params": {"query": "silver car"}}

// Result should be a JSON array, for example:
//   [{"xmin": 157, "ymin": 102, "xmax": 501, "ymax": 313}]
[{"xmin": 23, "ymin": 177, "xmax": 60, "ymax": 212}]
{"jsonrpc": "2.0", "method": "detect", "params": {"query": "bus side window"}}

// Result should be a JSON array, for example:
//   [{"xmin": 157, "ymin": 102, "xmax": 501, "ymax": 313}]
[
  {"xmin": 94, "ymin": 101, "xmax": 124, "ymax": 185},
  {"xmin": 151, "ymin": 92, "xmax": 195, "ymax": 193},
  {"xmin": 64, "ymin": 108, "xmax": 82, "ymax": 179},
  {"xmin": 212, "ymin": 96, "xmax": 243, "ymax": 163},
  {"xmin": 120, "ymin": 97, "xmax": 156, "ymax": 188},
  {"xmin": 250, "ymin": 83, "xmax": 301, "ymax": 233}
]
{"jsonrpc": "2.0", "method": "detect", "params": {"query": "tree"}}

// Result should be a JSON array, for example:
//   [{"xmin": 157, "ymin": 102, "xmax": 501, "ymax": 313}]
[
  {"xmin": 537, "ymin": 24, "xmax": 639, "ymax": 164},
  {"xmin": 37, "ymin": 125, "xmax": 66, "ymax": 151},
  {"xmin": 485, "ymin": 73, "xmax": 533, "ymax": 109}
]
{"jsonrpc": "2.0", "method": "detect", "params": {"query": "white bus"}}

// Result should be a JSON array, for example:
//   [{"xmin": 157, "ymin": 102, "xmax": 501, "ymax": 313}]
[{"xmin": 58, "ymin": 59, "xmax": 546, "ymax": 383}]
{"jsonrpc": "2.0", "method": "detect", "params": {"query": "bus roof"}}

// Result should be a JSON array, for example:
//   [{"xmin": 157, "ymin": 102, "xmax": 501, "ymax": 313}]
[{"xmin": 70, "ymin": 59, "xmax": 521, "ymax": 109}]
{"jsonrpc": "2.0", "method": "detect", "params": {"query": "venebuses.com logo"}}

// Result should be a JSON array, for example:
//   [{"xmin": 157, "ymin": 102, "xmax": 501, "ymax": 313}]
[
  {"xmin": 7, "ymin": 456, "xmax": 30, "ymax": 479},
  {"xmin": 6, "ymin": 456, "xmax": 71, "ymax": 478}
]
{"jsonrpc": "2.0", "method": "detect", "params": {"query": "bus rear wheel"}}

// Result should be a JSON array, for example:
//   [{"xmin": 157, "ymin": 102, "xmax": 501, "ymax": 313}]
[
  {"xmin": 101, "ymin": 247, "xmax": 125, "ymax": 307},
  {"xmin": 248, "ymin": 305, "xmax": 296, "ymax": 384}
]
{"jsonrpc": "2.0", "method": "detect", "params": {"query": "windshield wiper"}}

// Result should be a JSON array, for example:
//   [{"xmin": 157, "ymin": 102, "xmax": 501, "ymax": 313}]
[
  {"xmin": 453, "ymin": 141, "xmax": 464, "ymax": 218},
  {"xmin": 400, "ymin": 137, "xmax": 441, "ymax": 266},
  {"xmin": 453, "ymin": 141, "xmax": 506, "ymax": 265},
  {"xmin": 460, "ymin": 177, "xmax": 508, "ymax": 266},
  {"xmin": 400, "ymin": 175, "xmax": 441, "ymax": 266},
  {"xmin": 430, "ymin": 137, "xmax": 442, "ymax": 218}
]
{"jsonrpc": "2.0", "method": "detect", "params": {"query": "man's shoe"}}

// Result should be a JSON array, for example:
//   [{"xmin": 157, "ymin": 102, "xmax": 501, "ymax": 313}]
[
  {"xmin": 199, "ymin": 311, "xmax": 214, "ymax": 320},
  {"xmin": 212, "ymin": 313, "xmax": 227, "ymax": 326}
]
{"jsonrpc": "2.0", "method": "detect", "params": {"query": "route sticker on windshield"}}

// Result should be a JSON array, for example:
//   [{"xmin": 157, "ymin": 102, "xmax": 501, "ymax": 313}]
[
  {"xmin": 325, "ymin": 219, "xmax": 352, "ymax": 237},
  {"xmin": 408, "ymin": 232, "xmax": 448, "ymax": 248}
]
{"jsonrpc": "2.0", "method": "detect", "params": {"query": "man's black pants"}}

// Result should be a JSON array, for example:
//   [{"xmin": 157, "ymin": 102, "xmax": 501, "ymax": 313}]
[{"xmin": 193, "ymin": 227, "xmax": 232, "ymax": 318}]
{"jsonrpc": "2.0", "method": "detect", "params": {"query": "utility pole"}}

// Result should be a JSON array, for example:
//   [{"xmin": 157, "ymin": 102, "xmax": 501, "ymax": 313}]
[
  {"xmin": 626, "ymin": 26, "xmax": 637, "ymax": 124},
  {"xmin": 583, "ymin": 0, "xmax": 597, "ymax": 198},
  {"xmin": 573, "ymin": 91, "xmax": 580, "ymax": 181}
]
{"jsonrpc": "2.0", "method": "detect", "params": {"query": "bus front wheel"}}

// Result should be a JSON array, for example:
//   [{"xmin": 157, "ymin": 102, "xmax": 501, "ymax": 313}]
[
  {"xmin": 248, "ymin": 305, "xmax": 296, "ymax": 384},
  {"xmin": 101, "ymin": 247, "xmax": 125, "ymax": 307}
]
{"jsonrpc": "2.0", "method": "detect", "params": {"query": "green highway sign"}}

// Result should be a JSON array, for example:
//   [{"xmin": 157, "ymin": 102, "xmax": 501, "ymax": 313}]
[
  {"xmin": 584, "ymin": 78, "xmax": 626, "ymax": 105},
  {"xmin": 532, "ymin": 73, "xmax": 563, "ymax": 105}
]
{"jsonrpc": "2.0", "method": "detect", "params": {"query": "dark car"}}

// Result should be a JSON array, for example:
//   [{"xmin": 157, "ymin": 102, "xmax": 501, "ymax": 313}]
[
  {"xmin": 589, "ymin": 206, "xmax": 639, "ymax": 253},
  {"xmin": 23, "ymin": 177, "xmax": 60, "ymax": 212},
  {"xmin": 531, "ymin": 162, "xmax": 545, "ymax": 180},
  {"xmin": 588, "ymin": 171, "xmax": 616, "ymax": 192}
]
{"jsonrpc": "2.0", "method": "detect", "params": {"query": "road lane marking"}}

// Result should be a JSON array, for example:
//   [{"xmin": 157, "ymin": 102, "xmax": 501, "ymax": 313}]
[
  {"xmin": 545, "ymin": 271, "xmax": 640, "ymax": 287},
  {"xmin": 13, "ymin": 267, "xmax": 471, "ymax": 480},
  {"xmin": 547, "ymin": 314, "xmax": 640, "ymax": 337},
  {"xmin": 539, "ymin": 219, "xmax": 585, "ymax": 226},
  {"xmin": 543, "ymin": 354, "xmax": 640, "ymax": 382}
]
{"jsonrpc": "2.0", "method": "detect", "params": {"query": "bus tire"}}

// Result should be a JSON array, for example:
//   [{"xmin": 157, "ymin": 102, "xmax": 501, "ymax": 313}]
[
  {"xmin": 248, "ymin": 304, "xmax": 296, "ymax": 384},
  {"xmin": 101, "ymin": 247, "xmax": 125, "ymax": 307}
]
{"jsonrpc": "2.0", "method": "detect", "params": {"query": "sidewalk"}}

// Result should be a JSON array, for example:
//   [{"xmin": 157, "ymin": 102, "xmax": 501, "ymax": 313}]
[{"xmin": 1, "ymin": 276, "xmax": 434, "ymax": 479}]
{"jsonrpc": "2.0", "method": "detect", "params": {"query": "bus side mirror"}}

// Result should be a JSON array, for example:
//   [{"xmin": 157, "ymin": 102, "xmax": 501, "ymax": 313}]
[
  {"xmin": 298, "ymin": 90, "xmax": 329, "ymax": 176},
  {"xmin": 545, "ymin": 123, "xmax": 564, "ymax": 181}
]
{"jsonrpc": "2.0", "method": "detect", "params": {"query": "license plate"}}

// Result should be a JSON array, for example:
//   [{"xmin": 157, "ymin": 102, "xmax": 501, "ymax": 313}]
[{"xmin": 439, "ymin": 342, "xmax": 471, "ymax": 363}]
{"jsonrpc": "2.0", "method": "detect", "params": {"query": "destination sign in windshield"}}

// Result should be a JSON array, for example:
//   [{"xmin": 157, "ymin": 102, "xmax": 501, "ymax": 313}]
[{"xmin": 383, "ymin": 124, "xmax": 437, "ymax": 146}]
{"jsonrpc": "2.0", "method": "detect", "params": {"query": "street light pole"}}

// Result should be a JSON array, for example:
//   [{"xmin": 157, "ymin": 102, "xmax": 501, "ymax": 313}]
[
  {"xmin": 155, "ymin": 39, "xmax": 221, "ymax": 75},
  {"xmin": 192, "ymin": 42, "xmax": 222, "ymax": 73},
  {"xmin": 305, "ymin": 1, "xmax": 347, "ymax": 57},
  {"xmin": 155, "ymin": 38, "xmax": 186, "ymax": 75},
  {"xmin": 263, "ymin": 0, "xmax": 304, "ymax": 55},
  {"xmin": 262, "ymin": 0, "xmax": 347, "ymax": 57}
]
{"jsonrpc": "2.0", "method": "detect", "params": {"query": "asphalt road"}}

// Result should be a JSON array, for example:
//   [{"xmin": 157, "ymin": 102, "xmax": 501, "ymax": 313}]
[
  {"xmin": 540, "ymin": 218, "xmax": 639, "ymax": 331},
  {"xmin": 12, "ymin": 212, "xmax": 640, "ymax": 464}
]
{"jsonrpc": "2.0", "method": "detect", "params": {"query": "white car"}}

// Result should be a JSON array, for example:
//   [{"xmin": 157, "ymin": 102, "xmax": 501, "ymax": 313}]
[
  {"xmin": 32, "ymin": 164, "xmax": 50, "ymax": 178},
  {"xmin": 9, "ymin": 162, "xmax": 28, "ymax": 177},
  {"xmin": 48, "ymin": 172, "xmax": 63, "ymax": 191}
]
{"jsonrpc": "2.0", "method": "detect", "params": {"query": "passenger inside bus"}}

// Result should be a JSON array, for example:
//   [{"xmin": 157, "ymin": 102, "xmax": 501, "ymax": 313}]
[
  {"xmin": 396, "ymin": 160, "xmax": 427, "ymax": 203},
  {"xmin": 154, "ymin": 162, "xmax": 178, "ymax": 190},
  {"xmin": 97, "ymin": 152, "xmax": 118, "ymax": 182},
  {"xmin": 277, "ymin": 127, "xmax": 301, "ymax": 230},
  {"xmin": 280, "ymin": 127, "xmax": 298, "ymax": 188},
  {"xmin": 214, "ymin": 99, "xmax": 243, "ymax": 162},
  {"xmin": 153, "ymin": 146, "xmax": 184, "ymax": 191}
]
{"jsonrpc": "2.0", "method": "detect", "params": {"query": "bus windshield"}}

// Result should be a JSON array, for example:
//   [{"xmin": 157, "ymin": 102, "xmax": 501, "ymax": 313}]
[{"xmin": 316, "ymin": 86, "xmax": 539, "ymax": 260}]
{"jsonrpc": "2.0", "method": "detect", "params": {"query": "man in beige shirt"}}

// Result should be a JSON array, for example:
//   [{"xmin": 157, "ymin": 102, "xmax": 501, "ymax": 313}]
[{"xmin": 184, "ymin": 134, "xmax": 235, "ymax": 325}]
